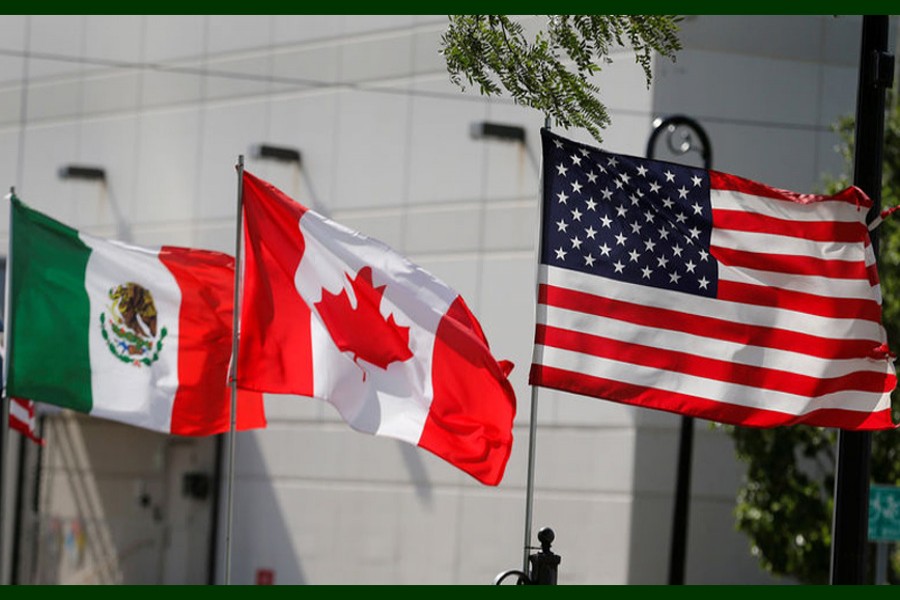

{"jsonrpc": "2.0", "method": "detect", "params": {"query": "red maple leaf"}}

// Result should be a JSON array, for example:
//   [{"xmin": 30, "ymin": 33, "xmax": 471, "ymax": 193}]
[{"xmin": 314, "ymin": 266, "xmax": 413, "ymax": 377}]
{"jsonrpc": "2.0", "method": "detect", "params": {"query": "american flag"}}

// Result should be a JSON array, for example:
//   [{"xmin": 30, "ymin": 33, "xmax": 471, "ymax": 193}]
[
  {"xmin": 8, "ymin": 397, "xmax": 44, "ymax": 446},
  {"xmin": 529, "ymin": 128, "xmax": 896, "ymax": 429}
]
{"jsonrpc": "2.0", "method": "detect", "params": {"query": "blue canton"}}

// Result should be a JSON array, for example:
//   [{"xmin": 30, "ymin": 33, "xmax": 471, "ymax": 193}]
[{"xmin": 540, "ymin": 129, "xmax": 719, "ymax": 298}]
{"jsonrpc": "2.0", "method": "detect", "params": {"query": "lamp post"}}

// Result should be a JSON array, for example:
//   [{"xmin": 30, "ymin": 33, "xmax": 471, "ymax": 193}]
[{"xmin": 645, "ymin": 115, "xmax": 712, "ymax": 586}]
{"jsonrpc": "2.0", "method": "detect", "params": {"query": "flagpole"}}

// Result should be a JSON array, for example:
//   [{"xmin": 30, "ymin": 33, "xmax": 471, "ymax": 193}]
[
  {"xmin": 0, "ymin": 187, "xmax": 15, "ymax": 584},
  {"xmin": 224, "ymin": 156, "xmax": 245, "ymax": 585},
  {"xmin": 523, "ymin": 117, "xmax": 552, "ymax": 574}
]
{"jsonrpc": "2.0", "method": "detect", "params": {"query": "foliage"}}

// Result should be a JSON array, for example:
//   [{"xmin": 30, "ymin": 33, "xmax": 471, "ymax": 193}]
[
  {"xmin": 723, "ymin": 98, "xmax": 900, "ymax": 584},
  {"xmin": 440, "ymin": 15, "xmax": 682, "ymax": 143}
]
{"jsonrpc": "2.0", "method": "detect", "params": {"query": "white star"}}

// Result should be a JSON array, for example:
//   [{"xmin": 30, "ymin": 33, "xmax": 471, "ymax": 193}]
[
  {"xmin": 636, "ymin": 165, "xmax": 648, "ymax": 177},
  {"xmin": 571, "ymin": 236, "xmax": 583, "ymax": 250},
  {"xmin": 614, "ymin": 178, "xmax": 624, "ymax": 190},
  {"xmin": 664, "ymin": 170, "xmax": 675, "ymax": 182},
  {"xmin": 584, "ymin": 254, "xmax": 596, "ymax": 267},
  {"xmin": 628, "ymin": 249, "xmax": 641, "ymax": 262},
  {"xmin": 615, "ymin": 205, "xmax": 628, "ymax": 218},
  {"xmin": 649, "ymin": 181, "xmax": 661, "ymax": 194},
  {"xmin": 556, "ymin": 164, "xmax": 568, "ymax": 177},
  {"xmin": 555, "ymin": 247, "xmax": 567, "ymax": 260},
  {"xmin": 600, "ymin": 215, "xmax": 613, "ymax": 228},
  {"xmin": 691, "ymin": 202, "xmax": 704, "ymax": 215},
  {"xmin": 658, "ymin": 227, "xmax": 670, "ymax": 240},
  {"xmin": 615, "ymin": 232, "xmax": 628, "ymax": 246},
  {"xmin": 556, "ymin": 219, "xmax": 568, "ymax": 232},
  {"xmin": 580, "ymin": 148, "xmax": 590, "ymax": 156},
  {"xmin": 644, "ymin": 239, "xmax": 656, "ymax": 252},
  {"xmin": 629, "ymin": 193, "xmax": 641, "ymax": 206},
  {"xmin": 688, "ymin": 227, "xmax": 701, "ymax": 239},
  {"xmin": 662, "ymin": 197, "xmax": 674, "ymax": 210},
  {"xmin": 669, "ymin": 271, "xmax": 682, "ymax": 284},
  {"xmin": 558, "ymin": 191, "xmax": 569, "ymax": 204},
  {"xmin": 641, "ymin": 266, "xmax": 653, "ymax": 279},
  {"xmin": 672, "ymin": 244, "xmax": 683, "ymax": 257},
  {"xmin": 585, "ymin": 226, "xmax": 597, "ymax": 239},
  {"xmin": 675, "ymin": 212, "xmax": 687, "ymax": 224},
  {"xmin": 685, "ymin": 260, "xmax": 696, "ymax": 273},
  {"xmin": 698, "ymin": 277, "xmax": 710, "ymax": 290},
  {"xmin": 571, "ymin": 180, "xmax": 583, "ymax": 194},
  {"xmin": 698, "ymin": 249, "xmax": 710, "ymax": 262},
  {"xmin": 597, "ymin": 163, "xmax": 607, "ymax": 174},
  {"xmin": 571, "ymin": 208, "xmax": 583, "ymax": 221},
  {"xmin": 630, "ymin": 222, "xmax": 642, "ymax": 235},
  {"xmin": 571, "ymin": 153, "xmax": 582, "ymax": 166},
  {"xmin": 599, "ymin": 243, "xmax": 612, "ymax": 256},
  {"xmin": 553, "ymin": 140, "xmax": 564, "ymax": 149},
  {"xmin": 586, "ymin": 171, "xmax": 598, "ymax": 184},
  {"xmin": 607, "ymin": 156, "xmax": 619, "ymax": 168},
  {"xmin": 657, "ymin": 255, "xmax": 669, "ymax": 269},
  {"xmin": 644, "ymin": 210, "xmax": 655, "ymax": 223},
  {"xmin": 677, "ymin": 186, "xmax": 689, "ymax": 199},
  {"xmin": 585, "ymin": 198, "xmax": 598, "ymax": 211},
  {"xmin": 613, "ymin": 260, "xmax": 625, "ymax": 273},
  {"xmin": 620, "ymin": 172, "xmax": 631, "ymax": 185},
  {"xmin": 601, "ymin": 188, "xmax": 614, "ymax": 200},
  {"xmin": 692, "ymin": 175, "xmax": 703, "ymax": 187}
]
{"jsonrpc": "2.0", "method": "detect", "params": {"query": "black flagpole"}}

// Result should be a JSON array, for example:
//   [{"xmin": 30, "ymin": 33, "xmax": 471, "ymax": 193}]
[
  {"xmin": 645, "ymin": 115, "xmax": 712, "ymax": 585},
  {"xmin": 830, "ymin": 15, "xmax": 893, "ymax": 585}
]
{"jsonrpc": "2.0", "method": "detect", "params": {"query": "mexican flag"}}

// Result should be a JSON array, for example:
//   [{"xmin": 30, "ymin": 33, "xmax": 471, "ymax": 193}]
[{"xmin": 5, "ymin": 196, "xmax": 266, "ymax": 436}]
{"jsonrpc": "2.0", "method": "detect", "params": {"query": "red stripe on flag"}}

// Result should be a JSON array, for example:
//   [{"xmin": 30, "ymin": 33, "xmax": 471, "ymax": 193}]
[
  {"xmin": 536, "ymin": 324, "xmax": 896, "ymax": 397},
  {"xmin": 538, "ymin": 284, "xmax": 880, "ymax": 360},
  {"xmin": 710, "ymin": 170, "xmax": 872, "ymax": 209},
  {"xmin": 716, "ymin": 280, "xmax": 882, "ymax": 322},
  {"xmin": 160, "ymin": 247, "xmax": 266, "ymax": 435},
  {"xmin": 711, "ymin": 246, "xmax": 870, "ymax": 280},
  {"xmin": 529, "ymin": 365, "xmax": 895, "ymax": 430},
  {"xmin": 8, "ymin": 397, "xmax": 44, "ymax": 446},
  {"xmin": 238, "ymin": 172, "xmax": 314, "ymax": 396},
  {"xmin": 712, "ymin": 209, "xmax": 868, "ymax": 242}
]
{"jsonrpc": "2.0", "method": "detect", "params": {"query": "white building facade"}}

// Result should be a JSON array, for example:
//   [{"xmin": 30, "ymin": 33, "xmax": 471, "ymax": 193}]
[{"xmin": 0, "ymin": 14, "xmax": 893, "ymax": 585}]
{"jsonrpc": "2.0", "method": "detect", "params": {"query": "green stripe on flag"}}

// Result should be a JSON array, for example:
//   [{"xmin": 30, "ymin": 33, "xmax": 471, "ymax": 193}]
[{"xmin": 8, "ymin": 198, "xmax": 94, "ymax": 413}]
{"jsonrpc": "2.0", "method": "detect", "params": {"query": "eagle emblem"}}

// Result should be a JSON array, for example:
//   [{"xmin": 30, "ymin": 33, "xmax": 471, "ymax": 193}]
[{"xmin": 100, "ymin": 282, "xmax": 167, "ymax": 366}]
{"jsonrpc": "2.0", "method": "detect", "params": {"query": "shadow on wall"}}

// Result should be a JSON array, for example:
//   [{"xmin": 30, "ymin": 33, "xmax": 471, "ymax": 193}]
[
  {"xmin": 25, "ymin": 412, "xmax": 224, "ymax": 584},
  {"xmin": 220, "ymin": 396, "xmax": 443, "ymax": 585},
  {"xmin": 217, "ymin": 429, "xmax": 306, "ymax": 586}
]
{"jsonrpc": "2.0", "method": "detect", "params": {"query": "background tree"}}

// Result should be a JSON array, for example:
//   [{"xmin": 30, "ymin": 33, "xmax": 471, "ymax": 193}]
[
  {"xmin": 721, "ymin": 96, "xmax": 900, "ymax": 584},
  {"xmin": 440, "ymin": 15, "xmax": 682, "ymax": 143}
]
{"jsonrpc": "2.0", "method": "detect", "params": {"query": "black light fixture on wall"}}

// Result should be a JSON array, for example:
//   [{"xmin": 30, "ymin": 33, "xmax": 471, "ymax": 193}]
[
  {"xmin": 470, "ymin": 121, "xmax": 527, "ymax": 143},
  {"xmin": 250, "ymin": 144, "xmax": 302, "ymax": 165},
  {"xmin": 58, "ymin": 165, "xmax": 106, "ymax": 181},
  {"xmin": 58, "ymin": 165, "xmax": 107, "ymax": 182}
]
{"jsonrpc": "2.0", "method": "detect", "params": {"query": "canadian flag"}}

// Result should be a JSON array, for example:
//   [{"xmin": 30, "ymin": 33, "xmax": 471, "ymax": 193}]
[{"xmin": 237, "ymin": 172, "xmax": 517, "ymax": 485}]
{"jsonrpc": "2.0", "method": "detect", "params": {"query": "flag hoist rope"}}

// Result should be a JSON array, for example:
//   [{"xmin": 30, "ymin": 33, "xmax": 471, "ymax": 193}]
[{"xmin": 224, "ymin": 155, "xmax": 245, "ymax": 585}]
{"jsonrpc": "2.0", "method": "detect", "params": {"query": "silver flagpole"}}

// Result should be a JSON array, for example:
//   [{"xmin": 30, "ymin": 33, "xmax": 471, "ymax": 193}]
[
  {"xmin": 522, "ymin": 118, "xmax": 551, "ymax": 574},
  {"xmin": 224, "ymin": 156, "xmax": 245, "ymax": 585},
  {"xmin": 0, "ymin": 187, "xmax": 14, "ymax": 584}
]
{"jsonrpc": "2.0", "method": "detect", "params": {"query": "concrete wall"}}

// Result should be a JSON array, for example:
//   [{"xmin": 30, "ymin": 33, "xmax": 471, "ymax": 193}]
[{"xmin": 2, "ymin": 14, "xmax": 885, "ymax": 584}]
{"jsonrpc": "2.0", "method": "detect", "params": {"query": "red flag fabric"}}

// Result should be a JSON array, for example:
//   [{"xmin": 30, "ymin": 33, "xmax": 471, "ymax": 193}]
[
  {"xmin": 530, "ymin": 128, "xmax": 896, "ymax": 429},
  {"xmin": 237, "ymin": 172, "xmax": 517, "ymax": 485},
  {"xmin": 9, "ymin": 397, "xmax": 44, "ymax": 446}
]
